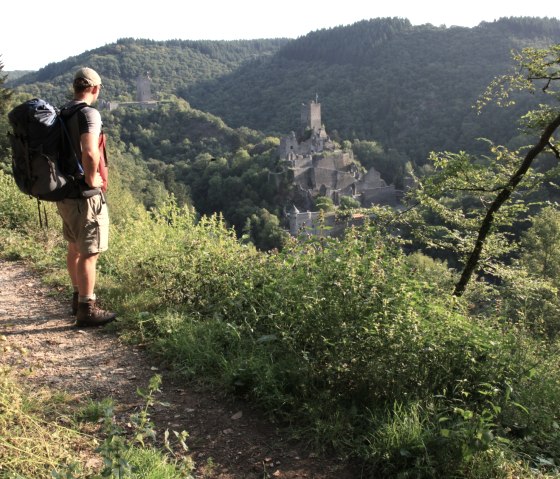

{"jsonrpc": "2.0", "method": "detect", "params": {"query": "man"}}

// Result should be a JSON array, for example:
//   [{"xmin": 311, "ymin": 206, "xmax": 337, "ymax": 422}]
[{"xmin": 56, "ymin": 67, "xmax": 116, "ymax": 327}]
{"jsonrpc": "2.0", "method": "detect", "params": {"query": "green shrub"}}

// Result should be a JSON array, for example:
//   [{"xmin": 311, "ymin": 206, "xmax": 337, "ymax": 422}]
[
  {"xmin": 0, "ymin": 170, "xmax": 38, "ymax": 230},
  {"xmin": 114, "ymin": 218, "xmax": 538, "ymax": 474}
]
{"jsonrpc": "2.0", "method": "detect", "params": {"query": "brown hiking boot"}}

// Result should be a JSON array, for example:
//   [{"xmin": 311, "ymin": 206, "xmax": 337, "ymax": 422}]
[
  {"xmin": 76, "ymin": 299, "xmax": 116, "ymax": 327},
  {"xmin": 72, "ymin": 291, "xmax": 79, "ymax": 316}
]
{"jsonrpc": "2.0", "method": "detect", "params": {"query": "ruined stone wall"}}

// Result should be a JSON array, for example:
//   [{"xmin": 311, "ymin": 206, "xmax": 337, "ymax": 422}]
[
  {"xmin": 279, "ymin": 132, "xmax": 299, "ymax": 158},
  {"xmin": 314, "ymin": 153, "xmax": 353, "ymax": 171},
  {"xmin": 291, "ymin": 164, "xmax": 359, "ymax": 199},
  {"xmin": 334, "ymin": 170, "xmax": 359, "ymax": 192},
  {"xmin": 360, "ymin": 186, "xmax": 399, "ymax": 207},
  {"xmin": 293, "ymin": 167, "xmax": 315, "ymax": 190},
  {"xmin": 294, "ymin": 155, "xmax": 313, "ymax": 169},
  {"xmin": 359, "ymin": 168, "xmax": 388, "ymax": 189}
]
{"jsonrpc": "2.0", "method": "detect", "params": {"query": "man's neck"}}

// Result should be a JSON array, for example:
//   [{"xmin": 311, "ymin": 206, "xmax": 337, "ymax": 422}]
[{"xmin": 73, "ymin": 94, "xmax": 93, "ymax": 105}]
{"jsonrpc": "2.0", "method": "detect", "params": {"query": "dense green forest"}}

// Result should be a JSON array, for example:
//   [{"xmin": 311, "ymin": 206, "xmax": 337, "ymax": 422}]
[
  {"xmin": 8, "ymin": 17, "xmax": 560, "ymax": 165},
  {"xmin": 2, "ymin": 18, "xmax": 560, "ymax": 479},
  {"xmin": 183, "ymin": 17, "xmax": 560, "ymax": 162}
]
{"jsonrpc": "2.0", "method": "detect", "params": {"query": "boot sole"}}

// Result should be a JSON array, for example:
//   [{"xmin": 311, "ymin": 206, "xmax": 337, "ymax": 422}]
[{"xmin": 75, "ymin": 316, "xmax": 117, "ymax": 328}]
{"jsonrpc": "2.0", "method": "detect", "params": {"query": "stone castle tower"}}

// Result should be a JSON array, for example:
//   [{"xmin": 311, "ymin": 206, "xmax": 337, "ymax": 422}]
[
  {"xmin": 136, "ymin": 73, "xmax": 152, "ymax": 102},
  {"xmin": 300, "ymin": 100, "xmax": 321, "ymax": 135}
]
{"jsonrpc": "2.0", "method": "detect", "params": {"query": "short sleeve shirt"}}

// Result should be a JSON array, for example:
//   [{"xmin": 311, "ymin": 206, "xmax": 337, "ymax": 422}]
[{"xmin": 63, "ymin": 100, "xmax": 102, "ymax": 161}]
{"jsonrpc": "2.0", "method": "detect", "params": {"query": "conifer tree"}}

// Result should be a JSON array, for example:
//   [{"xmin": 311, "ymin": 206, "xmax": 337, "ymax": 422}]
[{"xmin": 0, "ymin": 56, "xmax": 12, "ymax": 113}]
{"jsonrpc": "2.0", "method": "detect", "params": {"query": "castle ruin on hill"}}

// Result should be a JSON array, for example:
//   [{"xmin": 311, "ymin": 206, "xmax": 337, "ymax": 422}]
[
  {"xmin": 278, "ymin": 100, "xmax": 401, "ymax": 235},
  {"xmin": 100, "ymin": 73, "xmax": 159, "ymax": 111}
]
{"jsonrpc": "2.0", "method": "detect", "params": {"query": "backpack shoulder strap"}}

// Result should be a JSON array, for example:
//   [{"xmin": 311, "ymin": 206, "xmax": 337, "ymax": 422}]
[
  {"xmin": 59, "ymin": 101, "xmax": 88, "ymax": 119},
  {"xmin": 58, "ymin": 102, "xmax": 89, "ymax": 176}
]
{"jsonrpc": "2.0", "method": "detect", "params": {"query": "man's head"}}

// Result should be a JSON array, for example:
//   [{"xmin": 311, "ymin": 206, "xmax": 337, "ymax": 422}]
[{"xmin": 73, "ymin": 67, "xmax": 102, "ymax": 98}]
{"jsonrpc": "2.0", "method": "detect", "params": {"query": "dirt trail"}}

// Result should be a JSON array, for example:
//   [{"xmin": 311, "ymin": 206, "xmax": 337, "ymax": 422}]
[{"xmin": 0, "ymin": 259, "xmax": 355, "ymax": 478}]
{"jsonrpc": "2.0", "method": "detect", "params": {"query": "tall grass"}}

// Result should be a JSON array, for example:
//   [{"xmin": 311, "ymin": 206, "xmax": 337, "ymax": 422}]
[{"xmin": 0, "ymin": 368, "xmax": 88, "ymax": 477}]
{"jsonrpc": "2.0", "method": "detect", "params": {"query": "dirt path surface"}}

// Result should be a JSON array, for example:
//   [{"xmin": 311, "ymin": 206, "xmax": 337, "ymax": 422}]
[{"xmin": 0, "ymin": 259, "xmax": 356, "ymax": 478}]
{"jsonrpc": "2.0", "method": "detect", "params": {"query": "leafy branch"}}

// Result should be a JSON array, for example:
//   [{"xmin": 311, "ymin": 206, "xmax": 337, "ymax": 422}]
[{"xmin": 454, "ymin": 111, "xmax": 560, "ymax": 295}]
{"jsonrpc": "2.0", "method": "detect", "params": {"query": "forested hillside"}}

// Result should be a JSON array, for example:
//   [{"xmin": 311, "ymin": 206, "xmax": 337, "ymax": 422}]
[
  {"xmin": 6, "ymin": 37, "xmax": 289, "ymax": 106},
  {"xmin": 106, "ymin": 100, "xmax": 290, "ymax": 249},
  {"xmin": 9, "ymin": 18, "xmax": 560, "ymax": 169},
  {"xmin": 183, "ymin": 17, "xmax": 560, "ymax": 163},
  {"xmin": 5, "ymin": 17, "xmax": 560, "ymax": 249}
]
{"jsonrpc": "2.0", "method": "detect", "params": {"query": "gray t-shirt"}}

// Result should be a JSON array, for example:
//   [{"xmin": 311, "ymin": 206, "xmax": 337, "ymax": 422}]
[{"xmin": 62, "ymin": 101, "xmax": 102, "ymax": 175}]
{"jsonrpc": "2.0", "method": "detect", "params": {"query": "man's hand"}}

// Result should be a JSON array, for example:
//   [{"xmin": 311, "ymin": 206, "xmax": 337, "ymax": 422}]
[{"xmin": 87, "ymin": 172, "xmax": 104, "ymax": 189}]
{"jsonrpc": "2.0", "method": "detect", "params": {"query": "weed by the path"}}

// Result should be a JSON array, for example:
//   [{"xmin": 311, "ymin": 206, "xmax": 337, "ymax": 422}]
[{"xmin": 0, "ymin": 365, "xmax": 193, "ymax": 479}]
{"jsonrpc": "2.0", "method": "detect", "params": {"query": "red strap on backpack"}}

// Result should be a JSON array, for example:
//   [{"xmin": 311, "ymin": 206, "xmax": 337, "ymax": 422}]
[{"xmin": 98, "ymin": 132, "xmax": 109, "ymax": 193}]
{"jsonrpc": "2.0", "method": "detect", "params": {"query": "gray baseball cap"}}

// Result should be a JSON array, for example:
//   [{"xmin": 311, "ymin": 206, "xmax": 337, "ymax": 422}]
[{"xmin": 74, "ymin": 67, "xmax": 102, "ymax": 87}]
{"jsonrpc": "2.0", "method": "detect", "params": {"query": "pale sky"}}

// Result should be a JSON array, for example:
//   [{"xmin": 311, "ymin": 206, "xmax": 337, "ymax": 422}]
[{"xmin": 2, "ymin": 0, "xmax": 558, "ymax": 71}]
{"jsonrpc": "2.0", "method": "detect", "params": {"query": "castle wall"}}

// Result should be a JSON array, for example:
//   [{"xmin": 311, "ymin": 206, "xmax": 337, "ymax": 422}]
[
  {"xmin": 335, "ymin": 171, "xmax": 359, "ymax": 192},
  {"xmin": 293, "ymin": 167, "xmax": 315, "ymax": 190},
  {"xmin": 361, "ymin": 186, "xmax": 399, "ymax": 207},
  {"xmin": 279, "ymin": 133, "xmax": 299, "ymax": 158},
  {"xmin": 359, "ymin": 168, "xmax": 388, "ymax": 189},
  {"xmin": 293, "ymin": 155, "xmax": 313, "ymax": 169},
  {"xmin": 313, "ymin": 153, "xmax": 353, "ymax": 171}
]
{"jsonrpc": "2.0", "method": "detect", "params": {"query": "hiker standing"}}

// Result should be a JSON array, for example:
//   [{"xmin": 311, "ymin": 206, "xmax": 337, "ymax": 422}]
[{"xmin": 56, "ymin": 67, "xmax": 116, "ymax": 327}]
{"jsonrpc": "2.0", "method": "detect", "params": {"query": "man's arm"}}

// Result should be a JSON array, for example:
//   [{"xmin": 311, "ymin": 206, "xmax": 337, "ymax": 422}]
[{"xmin": 80, "ymin": 132, "xmax": 103, "ymax": 188}]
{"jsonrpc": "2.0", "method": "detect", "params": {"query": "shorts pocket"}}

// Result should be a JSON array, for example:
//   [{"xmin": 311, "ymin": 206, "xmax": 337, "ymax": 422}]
[{"xmin": 96, "ymin": 203, "xmax": 109, "ymax": 252}]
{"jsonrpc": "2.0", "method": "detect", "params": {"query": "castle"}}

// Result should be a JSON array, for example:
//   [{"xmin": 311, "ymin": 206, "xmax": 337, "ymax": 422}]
[
  {"xmin": 278, "ymin": 100, "xmax": 401, "ymax": 236},
  {"xmin": 100, "ymin": 73, "xmax": 159, "ymax": 111}
]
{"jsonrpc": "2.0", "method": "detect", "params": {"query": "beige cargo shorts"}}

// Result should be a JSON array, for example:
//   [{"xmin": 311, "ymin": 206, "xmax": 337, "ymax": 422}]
[{"xmin": 56, "ymin": 194, "xmax": 109, "ymax": 254}]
